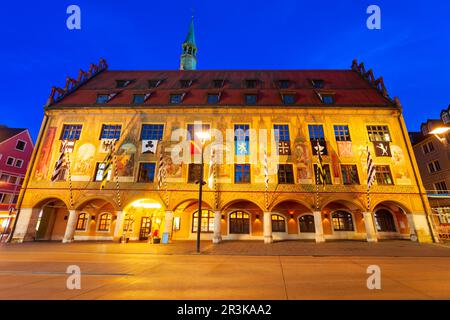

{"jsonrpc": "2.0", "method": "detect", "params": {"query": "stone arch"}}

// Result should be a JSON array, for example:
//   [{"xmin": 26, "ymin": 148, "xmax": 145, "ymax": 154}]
[
  {"xmin": 74, "ymin": 196, "xmax": 119, "ymax": 212},
  {"xmin": 372, "ymin": 200, "xmax": 412, "ymax": 238},
  {"xmin": 222, "ymin": 199, "xmax": 264, "ymax": 239},
  {"xmin": 322, "ymin": 199, "xmax": 365, "ymax": 239},
  {"xmin": 30, "ymin": 197, "xmax": 69, "ymax": 241}
]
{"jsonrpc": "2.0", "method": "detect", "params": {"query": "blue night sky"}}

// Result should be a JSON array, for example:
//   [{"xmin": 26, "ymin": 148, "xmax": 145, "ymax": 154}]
[{"xmin": 0, "ymin": 0, "xmax": 449, "ymax": 140}]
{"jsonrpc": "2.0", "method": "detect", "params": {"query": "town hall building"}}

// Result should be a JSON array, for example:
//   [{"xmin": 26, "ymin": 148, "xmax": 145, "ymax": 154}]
[{"xmin": 11, "ymin": 19, "xmax": 435, "ymax": 244}]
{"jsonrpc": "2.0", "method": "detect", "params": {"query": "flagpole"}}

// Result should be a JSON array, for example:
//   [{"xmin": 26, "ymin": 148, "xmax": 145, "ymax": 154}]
[{"xmin": 65, "ymin": 143, "xmax": 74, "ymax": 210}]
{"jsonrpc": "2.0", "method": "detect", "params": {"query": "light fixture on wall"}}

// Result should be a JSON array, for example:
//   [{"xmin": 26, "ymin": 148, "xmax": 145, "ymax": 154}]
[
  {"xmin": 256, "ymin": 214, "xmax": 260, "ymax": 220},
  {"xmin": 221, "ymin": 214, "xmax": 225, "ymax": 220}
]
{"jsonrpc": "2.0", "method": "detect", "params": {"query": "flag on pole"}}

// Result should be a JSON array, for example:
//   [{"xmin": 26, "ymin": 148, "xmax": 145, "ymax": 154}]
[
  {"xmin": 263, "ymin": 149, "xmax": 269, "ymax": 190},
  {"xmin": 142, "ymin": 140, "xmax": 158, "ymax": 154},
  {"xmin": 315, "ymin": 140, "xmax": 326, "ymax": 187},
  {"xmin": 100, "ymin": 141, "xmax": 115, "ymax": 190},
  {"xmin": 263, "ymin": 149, "xmax": 269, "ymax": 210},
  {"xmin": 207, "ymin": 148, "xmax": 216, "ymax": 190},
  {"xmin": 367, "ymin": 145, "xmax": 376, "ymax": 188},
  {"xmin": 366, "ymin": 145, "xmax": 377, "ymax": 211},
  {"xmin": 51, "ymin": 140, "xmax": 68, "ymax": 182}
]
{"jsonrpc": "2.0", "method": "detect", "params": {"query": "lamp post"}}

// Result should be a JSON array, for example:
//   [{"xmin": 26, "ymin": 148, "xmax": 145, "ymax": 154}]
[{"xmin": 195, "ymin": 131, "xmax": 210, "ymax": 253}]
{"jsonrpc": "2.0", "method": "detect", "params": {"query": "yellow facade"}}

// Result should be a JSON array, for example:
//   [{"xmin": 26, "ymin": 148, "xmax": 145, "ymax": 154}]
[{"xmin": 12, "ymin": 104, "xmax": 434, "ymax": 244}]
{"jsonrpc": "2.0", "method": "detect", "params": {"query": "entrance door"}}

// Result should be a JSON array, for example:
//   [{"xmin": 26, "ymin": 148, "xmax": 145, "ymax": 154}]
[{"xmin": 139, "ymin": 217, "xmax": 152, "ymax": 240}]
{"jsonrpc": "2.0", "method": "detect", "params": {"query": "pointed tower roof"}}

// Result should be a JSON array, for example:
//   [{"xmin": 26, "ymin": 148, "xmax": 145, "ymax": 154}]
[{"xmin": 184, "ymin": 17, "xmax": 196, "ymax": 47}]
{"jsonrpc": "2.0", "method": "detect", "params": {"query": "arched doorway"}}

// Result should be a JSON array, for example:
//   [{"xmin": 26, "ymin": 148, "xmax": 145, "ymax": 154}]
[
  {"xmin": 374, "ymin": 209, "xmax": 397, "ymax": 232},
  {"xmin": 271, "ymin": 200, "xmax": 314, "ymax": 240},
  {"xmin": 122, "ymin": 199, "xmax": 164, "ymax": 241},
  {"xmin": 372, "ymin": 201, "xmax": 411, "ymax": 240},
  {"xmin": 34, "ymin": 198, "xmax": 69, "ymax": 241}
]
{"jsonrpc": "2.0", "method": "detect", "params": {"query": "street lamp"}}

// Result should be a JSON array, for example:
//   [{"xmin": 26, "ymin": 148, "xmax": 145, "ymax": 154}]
[{"xmin": 195, "ymin": 131, "xmax": 210, "ymax": 253}]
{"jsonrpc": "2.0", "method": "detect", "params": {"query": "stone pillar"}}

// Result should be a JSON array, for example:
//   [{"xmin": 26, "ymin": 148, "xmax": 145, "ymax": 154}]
[
  {"xmin": 363, "ymin": 212, "xmax": 378, "ymax": 242},
  {"xmin": 263, "ymin": 211, "xmax": 273, "ymax": 244},
  {"xmin": 162, "ymin": 210, "xmax": 174, "ymax": 244},
  {"xmin": 406, "ymin": 213, "xmax": 418, "ymax": 241},
  {"xmin": 11, "ymin": 208, "xmax": 39, "ymax": 243},
  {"xmin": 313, "ymin": 211, "xmax": 325, "ymax": 243},
  {"xmin": 62, "ymin": 210, "xmax": 78, "ymax": 243},
  {"xmin": 113, "ymin": 211, "xmax": 124, "ymax": 242},
  {"xmin": 213, "ymin": 210, "xmax": 222, "ymax": 244}
]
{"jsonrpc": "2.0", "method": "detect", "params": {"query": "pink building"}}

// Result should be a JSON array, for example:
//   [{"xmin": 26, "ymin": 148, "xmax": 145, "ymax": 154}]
[{"xmin": 0, "ymin": 126, "xmax": 34, "ymax": 239}]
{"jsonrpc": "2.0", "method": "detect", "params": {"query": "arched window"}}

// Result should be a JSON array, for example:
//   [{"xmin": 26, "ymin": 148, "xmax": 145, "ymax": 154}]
[
  {"xmin": 299, "ymin": 215, "xmax": 315, "ymax": 233},
  {"xmin": 98, "ymin": 213, "xmax": 112, "ymax": 231},
  {"xmin": 192, "ymin": 210, "xmax": 214, "ymax": 233},
  {"xmin": 374, "ymin": 209, "xmax": 397, "ymax": 232},
  {"xmin": 332, "ymin": 211, "xmax": 354, "ymax": 231},
  {"xmin": 271, "ymin": 214, "xmax": 286, "ymax": 232},
  {"xmin": 75, "ymin": 213, "xmax": 88, "ymax": 231},
  {"xmin": 229, "ymin": 211, "xmax": 250, "ymax": 234}
]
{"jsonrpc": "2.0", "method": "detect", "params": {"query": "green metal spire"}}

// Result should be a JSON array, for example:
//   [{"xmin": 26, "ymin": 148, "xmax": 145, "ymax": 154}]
[
  {"xmin": 180, "ymin": 16, "xmax": 197, "ymax": 70},
  {"xmin": 184, "ymin": 17, "xmax": 196, "ymax": 46}
]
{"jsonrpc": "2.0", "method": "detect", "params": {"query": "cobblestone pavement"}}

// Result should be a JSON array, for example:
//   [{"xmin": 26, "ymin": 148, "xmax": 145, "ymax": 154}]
[{"xmin": 1, "ymin": 240, "xmax": 450, "ymax": 299}]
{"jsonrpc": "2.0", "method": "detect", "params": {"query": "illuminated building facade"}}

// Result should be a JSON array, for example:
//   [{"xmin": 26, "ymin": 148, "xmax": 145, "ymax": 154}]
[{"xmin": 11, "ymin": 21, "xmax": 434, "ymax": 244}]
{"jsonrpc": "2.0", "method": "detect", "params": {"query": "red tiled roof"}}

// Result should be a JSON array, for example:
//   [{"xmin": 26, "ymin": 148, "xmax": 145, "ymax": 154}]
[{"xmin": 49, "ymin": 69, "xmax": 395, "ymax": 108}]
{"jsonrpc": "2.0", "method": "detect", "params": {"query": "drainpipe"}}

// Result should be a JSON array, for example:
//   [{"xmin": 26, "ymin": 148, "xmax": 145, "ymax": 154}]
[
  {"xmin": 7, "ymin": 112, "xmax": 50, "ymax": 242},
  {"xmin": 396, "ymin": 111, "xmax": 438, "ymax": 243}
]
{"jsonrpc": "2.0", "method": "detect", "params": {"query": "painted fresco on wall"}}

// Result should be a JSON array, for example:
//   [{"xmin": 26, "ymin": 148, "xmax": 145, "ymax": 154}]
[
  {"xmin": 293, "ymin": 139, "xmax": 312, "ymax": 183},
  {"xmin": 35, "ymin": 127, "xmax": 56, "ymax": 181},
  {"xmin": 163, "ymin": 155, "xmax": 183, "ymax": 179},
  {"xmin": 330, "ymin": 152, "xmax": 340, "ymax": 179},
  {"xmin": 99, "ymin": 139, "xmax": 115, "ymax": 153},
  {"xmin": 391, "ymin": 145, "xmax": 411, "ymax": 185},
  {"xmin": 72, "ymin": 143, "xmax": 95, "ymax": 176},
  {"xmin": 336, "ymin": 141, "xmax": 353, "ymax": 157},
  {"xmin": 116, "ymin": 143, "xmax": 136, "ymax": 177}
]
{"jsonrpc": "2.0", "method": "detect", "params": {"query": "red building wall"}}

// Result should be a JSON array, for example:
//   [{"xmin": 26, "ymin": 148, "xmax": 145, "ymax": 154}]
[{"xmin": 0, "ymin": 130, "xmax": 34, "ymax": 213}]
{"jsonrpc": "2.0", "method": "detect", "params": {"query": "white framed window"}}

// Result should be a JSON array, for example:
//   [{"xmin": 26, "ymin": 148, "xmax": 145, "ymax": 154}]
[
  {"xmin": 14, "ymin": 159, "xmax": 23, "ymax": 168},
  {"xmin": 15, "ymin": 140, "xmax": 26, "ymax": 151},
  {"xmin": 6, "ymin": 157, "xmax": 14, "ymax": 166}
]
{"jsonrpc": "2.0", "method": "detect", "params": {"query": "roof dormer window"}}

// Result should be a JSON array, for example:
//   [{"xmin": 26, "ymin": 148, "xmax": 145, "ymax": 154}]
[
  {"xmin": 213, "ymin": 79, "xmax": 225, "ymax": 88},
  {"xmin": 180, "ymin": 79, "xmax": 193, "ymax": 88},
  {"xmin": 170, "ymin": 93, "xmax": 186, "ymax": 104},
  {"xmin": 207, "ymin": 93, "xmax": 220, "ymax": 104},
  {"xmin": 322, "ymin": 94, "xmax": 334, "ymax": 104},
  {"xmin": 311, "ymin": 79, "xmax": 324, "ymax": 89},
  {"xmin": 245, "ymin": 94, "xmax": 257, "ymax": 105},
  {"xmin": 245, "ymin": 79, "xmax": 257, "ymax": 89},
  {"xmin": 148, "ymin": 79, "xmax": 163, "ymax": 88},
  {"xmin": 116, "ymin": 80, "xmax": 132, "ymax": 88},
  {"xmin": 278, "ymin": 80, "xmax": 290, "ymax": 89},
  {"xmin": 96, "ymin": 93, "xmax": 118, "ymax": 104}
]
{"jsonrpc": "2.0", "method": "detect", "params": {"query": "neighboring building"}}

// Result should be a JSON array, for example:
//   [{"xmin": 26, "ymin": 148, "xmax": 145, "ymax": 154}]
[
  {"xmin": 410, "ymin": 106, "xmax": 450, "ymax": 239},
  {"xmin": 0, "ymin": 126, "xmax": 34, "ymax": 239},
  {"xmin": 12, "ymin": 20, "xmax": 434, "ymax": 244}
]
